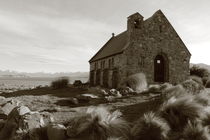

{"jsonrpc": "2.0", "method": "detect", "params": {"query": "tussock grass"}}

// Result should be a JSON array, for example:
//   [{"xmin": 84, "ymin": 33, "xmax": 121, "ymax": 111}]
[
  {"xmin": 190, "ymin": 75, "xmax": 203, "ymax": 85},
  {"xmin": 181, "ymin": 79, "xmax": 204, "ymax": 94},
  {"xmin": 159, "ymin": 96, "xmax": 205, "ymax": 131},
  {"xmin": 181, "ymin": 121, "xmax": 210, "ymax": 140},
  {"xmin": 131, "ymin": 112, "xmax": 170, "ymax": 140},
  {"xmin": 66, "ymin": 106, "xmax": 130, "ymax": 140},
  {"xmin": 124, "ymin": 73, "xmax": 147, "ymax": 93}
]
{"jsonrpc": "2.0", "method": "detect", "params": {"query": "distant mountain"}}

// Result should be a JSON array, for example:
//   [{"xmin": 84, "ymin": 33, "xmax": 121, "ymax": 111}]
[
  {"xmin": 0, "ymin": 70, "xmax": 89, "ymax": 78},
  {"xmin": 190, "ymin": 63, "xmax": 210, "ymax": 72}
]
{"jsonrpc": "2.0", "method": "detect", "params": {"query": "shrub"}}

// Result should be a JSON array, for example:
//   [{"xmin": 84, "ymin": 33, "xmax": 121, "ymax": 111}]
[
  {"xmin": 190, "ymin": 65, "xmax": 209, "ymax": 78},
  {"xmin": 124, "ymin": 73, "xmax": 147, "ymax": 93},
  {"xmin": 51, "ymin": 77, "xmax": 69, "ymax": 89},
  {"xmin": 73, "ymin": 80, "xmax": 82, "ymax": 87},
  {"xmin": 190, "ymin": 75, "xmax": 203, "ymax": 85},
  {"xmin": 205, "ymin": 79, "xmax": 210, "ymax": 88}
]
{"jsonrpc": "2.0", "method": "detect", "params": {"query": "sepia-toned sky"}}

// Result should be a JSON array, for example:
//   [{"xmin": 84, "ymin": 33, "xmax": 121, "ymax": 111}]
[{"xmin": 0, "ymin": 0, "xmax": 209, "ymax": 73}]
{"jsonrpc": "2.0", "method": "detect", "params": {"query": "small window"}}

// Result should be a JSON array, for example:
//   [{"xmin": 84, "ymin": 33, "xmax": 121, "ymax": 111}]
[
  {"xmin": 157, "ymin": 60, "xmax": 161, "ymax": 64},
  {"xmin": 95, "ymin": 62, "xmax": 98, "ymax": 69},
  {"xmin": 134, "ymin": 20, "xmax": 140, "ymax": 29},
  {"xmin": 159, "ymin": 25, "xmax": 162, "ymax": 33},
  {"xmin": 112, "ymin": 58, "xmax": 114, "ymax": 66},
  {"xmin": 108, "ymin": 59, "xmax": 111, "ymax": 68}
]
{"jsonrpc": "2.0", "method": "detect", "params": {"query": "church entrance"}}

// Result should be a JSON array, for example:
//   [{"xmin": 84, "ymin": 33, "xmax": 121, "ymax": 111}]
[{"xmin": 154, "ymin": 54, "xmax": 168, "ymax": 82}]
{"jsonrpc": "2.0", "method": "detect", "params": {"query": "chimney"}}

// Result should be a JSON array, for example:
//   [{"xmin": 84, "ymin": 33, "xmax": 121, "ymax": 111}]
[{"xmin": 112, "ymin": 33, "xmax": 115, "ymax": 37}]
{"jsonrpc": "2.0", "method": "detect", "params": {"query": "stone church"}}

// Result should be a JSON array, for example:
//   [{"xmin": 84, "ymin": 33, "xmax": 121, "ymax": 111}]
[{"xmin": 89, "ymin": 10, "xmax": 191, "ymax": 88}]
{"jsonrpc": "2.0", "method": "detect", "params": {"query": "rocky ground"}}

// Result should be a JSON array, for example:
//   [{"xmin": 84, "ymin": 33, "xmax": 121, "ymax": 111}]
[{"xmin": 0, "ymin": 86, "xmax": 161, "ymax": 124}]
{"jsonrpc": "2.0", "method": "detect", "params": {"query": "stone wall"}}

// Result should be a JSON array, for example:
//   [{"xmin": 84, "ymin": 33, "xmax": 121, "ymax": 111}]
[{"xmin": 123, "ymin": 10, "xmax": 190, "ymax": 84}]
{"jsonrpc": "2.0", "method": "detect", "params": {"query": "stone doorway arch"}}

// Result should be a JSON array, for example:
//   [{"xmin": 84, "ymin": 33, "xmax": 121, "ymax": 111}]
[{"xmin": 154, "ymin": 54, "xmax": 169, "ymax": 83}]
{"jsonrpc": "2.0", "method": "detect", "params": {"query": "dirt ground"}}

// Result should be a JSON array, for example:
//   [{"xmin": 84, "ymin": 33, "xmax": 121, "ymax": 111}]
[{"xmin": 0, "ymin": 87, "xmax": 162, "ymax": 124}]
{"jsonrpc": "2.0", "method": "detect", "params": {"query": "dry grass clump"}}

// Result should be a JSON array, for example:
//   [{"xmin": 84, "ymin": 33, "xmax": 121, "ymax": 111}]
[
  {"xmin": 161, "ymin": 85, "xmax": 186, "ymax": 101},
  {"xmin": 131, "ymin": 112, "xmax": 170, "ymax": 140},
  {"xmin": 181, "ymin": 121, "xmax": 210, "ymax": 140},
  {"xmin": 190, "ymin": 75, "xmax": 204, "ymax": 85},
  {"xmin": 159, "ymin": 96, "xmax": 205, "ymax": 131},
  {"xmin": 181, "ymin": 79, "xmax": 204, "ymax": 94},
  {"xmin": 124, "ymin": 73, "xmax": 147, "ymax": 93},
  {"xmin": 193, "ymin": 91, "xmax": 210, "ymax": 107},
  {"xmin": 66, "ymin": 106, "xmax": 130, "ymax": 140}
]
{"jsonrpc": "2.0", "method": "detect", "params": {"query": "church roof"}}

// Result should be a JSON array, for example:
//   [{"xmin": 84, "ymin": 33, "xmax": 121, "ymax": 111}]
[
  {"xmin": 89, "ymin": 10, "xmax": 191, "ymax": 63},
  {"xmin": 89, "ymin": 31, "xmax": 128, "ymax": 62}
]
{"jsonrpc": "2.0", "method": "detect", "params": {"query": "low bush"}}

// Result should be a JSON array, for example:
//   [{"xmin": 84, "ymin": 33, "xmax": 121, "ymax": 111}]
[
  {"xmin": 51, "ymin": 77, "xmax": 69, "ymax": 89},
  {"xmin": 190, "ymin": 65, "xmax": 209, "ymax": 78},
  {"xmin": 73, "ymin": 80, "xmax": 82, "ymax": 87},
  {"xmin": 124, "ymin": 73, "xmax": 147, "ymax": 93}
]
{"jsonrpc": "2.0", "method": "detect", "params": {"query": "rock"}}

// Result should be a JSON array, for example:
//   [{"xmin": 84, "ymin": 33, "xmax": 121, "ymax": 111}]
[
  {"xmin": 105, "ymin": 96, "xmax": 116, "ymax": 102},
  {"xmin": 19, "ymin": 106, "xmax": 31, "ymax": 116},
  {"xmin": 0, "ymin": 106, "xmax": 54, "ymax": 139},
  {"xmin": 0, "ymin": 96, "xmax": 6, "ymax": 106},
  {"xmin": 82, "ymin": 94, "xmax": 99, "ymax": 99},
  {"xmin": 47, "ymin": 124, "xmax": 68, "ymax": 140},
  {"xmin": 109, "ymin": 89, "xmax": 121, "ymax": 97},
  {"xmin": 116, "ymin": 92, "xmax": 122, "ymax": 98},
  {"xmin": 76, "ymin": 95, "xmax": 90, "ymax": 103},
  {"xmin": 101, "ymin": 89, "xmax": 109, "ymax": 96},
  {"xmin": 0, "ymin": 102, "xmax": 17, "ymax": 119},
  {"xmin": 68, "ymin": 97, "xmax": 79, "ymax": 105},
  {"xmin": 119, "ymin": 87, "xmax": 135, "ymax": 96}
]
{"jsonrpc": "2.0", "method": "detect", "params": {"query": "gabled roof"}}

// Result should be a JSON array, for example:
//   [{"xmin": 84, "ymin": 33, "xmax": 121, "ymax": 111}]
[
  {"xmin": 89, "ymin": 10, "xmax": 191, "ymax": 63},
  {"xmin": 89, "ymin": 31, "xmax": 128, "ymax": 62}
]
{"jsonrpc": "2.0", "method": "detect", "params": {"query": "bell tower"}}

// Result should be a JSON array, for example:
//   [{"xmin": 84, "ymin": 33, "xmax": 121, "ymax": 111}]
[{"xmin": 127, "ymin": 12, "xmax": 144, "ymax": 32}]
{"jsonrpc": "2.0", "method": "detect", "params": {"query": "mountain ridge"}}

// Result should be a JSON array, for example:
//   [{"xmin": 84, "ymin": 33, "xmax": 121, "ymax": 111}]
[{"xmin": 0, "ymin": 70, "xmax": 89, "ymax": 78}]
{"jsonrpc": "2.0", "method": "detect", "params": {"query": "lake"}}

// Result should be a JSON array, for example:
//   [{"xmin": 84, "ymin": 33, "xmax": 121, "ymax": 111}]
[{"xmin": 0, "ymin": 77, "xmax": 88, "ymax": 92}]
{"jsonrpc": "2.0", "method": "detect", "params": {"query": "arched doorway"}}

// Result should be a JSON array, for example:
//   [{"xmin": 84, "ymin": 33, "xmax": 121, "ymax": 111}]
[{"xmin": 154, "ymin": 54, "xmax": 168, "ymax": 82}]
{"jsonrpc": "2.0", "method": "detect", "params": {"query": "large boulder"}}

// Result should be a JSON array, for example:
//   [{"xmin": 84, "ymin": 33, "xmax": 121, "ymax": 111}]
[
  {"xmin": 0, "ymin": 106, "xmax": 53, "ymax": 139},
  {"xmin": 0, "ymin": 99, "xmax": 20, "ymax": 120},
  {"xmin": 0, "ymin": 96, "xmax": 6, "ymax": 106}
]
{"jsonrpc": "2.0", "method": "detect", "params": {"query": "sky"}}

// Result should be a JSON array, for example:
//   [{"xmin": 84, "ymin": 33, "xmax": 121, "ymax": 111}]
[{"xmin": 0, "ymin": 0, "xmax": 209, "ymax": 73}]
